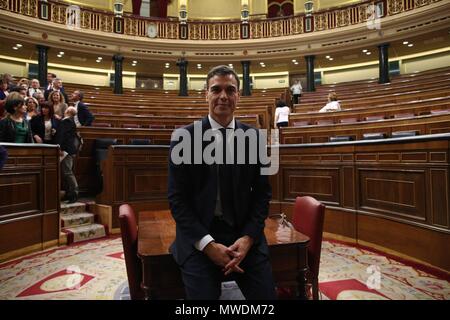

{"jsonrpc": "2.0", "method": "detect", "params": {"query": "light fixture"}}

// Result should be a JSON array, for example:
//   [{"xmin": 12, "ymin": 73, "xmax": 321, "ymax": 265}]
[
  {"xmin": 228, "ymin": 64, "xmax": 233, "ymax": 68},
  {"xmin": 304, "ymin": 0, "xmax": 314, "ymax": 17},
  {"xmin": 16, "ymin": 44, "xmax": 22, "ymax": 48},
  {"xmin": 114, "ymin": 0, "xmax": 124, "ymax": 18},
  {"xmin": 241, "ymin": 3, "xmax": 250, "ymax": 23},
  {"xmin": 165, "ymin": 65, "xmax": 170, "ymax": 68},
  {"xmin": 59, "ymin": 51, "xmax": 64, "ymax": 55},
  {"xmin": 325, "ymin": 55, "xmax": 330, "ymax": 59},
  {"xmin": 12, "ymin": 46, "xmax": 18, "ymax": 50},
  {"xmin": 408, "ymin": 43, "xmax": 413, "ymax": 47},
  {"xmin": 362, "ymin": 49, "xmax": 368, "ymax": 53},
  {"xmin": 179, "ymin": 4, "xmax": 187, "ymax": 24},
  {"xmin": 366, "ymin": 51, "xmax": 372, "ymax": 55},
  {"xmin": 292, "ymin": 59, "xmax": 297, "ymax": 63},
  {"xmin": 403, "ymin": 41, "xmax": 408, "ymax": 45},
  {"xmin": 132, "ymin": 60, "xmax": 137, "ymax": 64},
  {"xmin": 329, "ymin": 57, "xmax": 334, "ymax": 61},
  {"xmin": 96, "ymin": 59, "xmax": 101, "ymax": 63},
  {"xmin": 57, "ymin": 54, "xmax": 63, "ymax": 57},
  {"xmin": 294, "ymin": 62, "xmax": 299, "ymax": 65},
  {"xmin": 97, "ymin": 57, "xmax": 103, "ymax": 60}
]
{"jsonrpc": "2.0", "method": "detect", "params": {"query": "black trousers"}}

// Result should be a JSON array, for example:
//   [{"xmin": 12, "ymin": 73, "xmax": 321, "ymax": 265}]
[
  {"xmin": 179, "ymin": 217, "xmax": 276, "ymax": 300},
  {"xmin": 293, "ymin": 94, "xmax": 301, "ymax": 105}
]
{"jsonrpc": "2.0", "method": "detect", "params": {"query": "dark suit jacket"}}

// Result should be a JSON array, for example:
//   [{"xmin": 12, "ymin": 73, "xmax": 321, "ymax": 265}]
[
  {"xmin": 30, "ymin": 115, "xmax": 60, "ymax": 143},
  {"xmin": 168, "ymin": 116, "xmax": 272, "ymax": 265},
  {"xmin": 76, "ymin": 102, "xmax": 94, "ymax": 126},
  {"xmin": 55, "ymin": 117, "xmax": 77, "ymax": 155}
]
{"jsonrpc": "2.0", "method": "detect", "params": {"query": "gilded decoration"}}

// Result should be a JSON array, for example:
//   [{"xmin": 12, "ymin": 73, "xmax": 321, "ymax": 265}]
[{"xmin": 0, "ymin": 0, "xmax": 443, "ymax": 40}]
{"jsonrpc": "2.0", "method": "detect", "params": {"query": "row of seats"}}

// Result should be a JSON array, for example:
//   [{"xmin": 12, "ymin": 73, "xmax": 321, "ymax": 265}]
[
  {"xmin": 329, "ymin": 130, "xmax": 418, "ymax": 142},
  {"xmin": 91, "ymin": 122, "xmax": 177, "ymax": 129},
  {"xmin": 291, "ymin": 109, "xmax": 450, "ymax": 127}
]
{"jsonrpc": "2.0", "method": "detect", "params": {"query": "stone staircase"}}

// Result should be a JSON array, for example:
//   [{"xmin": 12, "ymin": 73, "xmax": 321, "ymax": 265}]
[{"xmin": 60, "ymin": 202, "xmax": 107, "ymax": 245}]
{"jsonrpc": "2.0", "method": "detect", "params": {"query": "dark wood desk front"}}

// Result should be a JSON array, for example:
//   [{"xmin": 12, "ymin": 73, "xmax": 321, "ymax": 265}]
[{"xmin": 137, "ymin": 210, "xmax": 310, "ymax": 300}]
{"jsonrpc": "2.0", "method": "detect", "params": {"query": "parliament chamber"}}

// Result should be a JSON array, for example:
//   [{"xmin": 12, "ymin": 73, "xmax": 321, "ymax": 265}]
[{"xmin": 0, "ymin": 0, "xmax": 449, "ymax": 301}]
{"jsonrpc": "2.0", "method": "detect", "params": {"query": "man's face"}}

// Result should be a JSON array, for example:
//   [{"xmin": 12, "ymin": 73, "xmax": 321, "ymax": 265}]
[
  {"xmin": 47, "ymin": 74, "xmax": 53, "ymax": 82},
  {"xmin": 71, "ymin": 91, "xmax": 80, "ymax": 101},
  {"xmin": 53, "ymin": 80, "xmax": 62, "ymax": 89},
  {"xmin": 206, "ymin": 74, "xmax": 239, "ymax": 124}
]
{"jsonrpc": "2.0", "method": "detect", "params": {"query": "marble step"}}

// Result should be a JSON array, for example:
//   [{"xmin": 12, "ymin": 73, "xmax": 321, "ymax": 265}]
[
  {"xmin": 62, "ymin": 223, "xmax": 107, "ymax": 245},
  {"xmin": 60, "ymin": 202, "xmax": 86, "ymax": 215},
  {"xmin": 61, "ymin": 212, "xmax": 95, "ymax": 228}
]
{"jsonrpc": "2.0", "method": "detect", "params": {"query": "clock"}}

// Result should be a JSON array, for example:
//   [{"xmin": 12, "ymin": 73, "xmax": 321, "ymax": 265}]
[{"xmin": 147, "ymin": 23, "xmax": 157, "ymax": 38}]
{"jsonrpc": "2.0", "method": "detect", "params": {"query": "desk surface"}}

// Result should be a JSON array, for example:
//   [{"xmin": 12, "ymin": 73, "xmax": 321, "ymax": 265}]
[{"xmin": 138, "ymin": 210, "xmax": 309, "ymax": 256}]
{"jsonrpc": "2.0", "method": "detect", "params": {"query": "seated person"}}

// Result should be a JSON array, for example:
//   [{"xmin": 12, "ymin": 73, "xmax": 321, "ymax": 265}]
[{"xmin": 319, "ymin": 92, "xmax": 341, "ymax": 113}]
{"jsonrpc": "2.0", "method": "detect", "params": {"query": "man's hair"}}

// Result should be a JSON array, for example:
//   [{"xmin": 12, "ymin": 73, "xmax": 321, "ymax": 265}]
[
  {"xmin": 76, "ymin": 90, "xmax": 84, "ymax": 101},
  {"xmin": 206, "ymin": 65, "xmax": 240, "ymax": 90},
  {"xmin": 5, "ymin": 97, "xmax": 25, "ymax": 114},
  {"xmin": 328, "ymin": 92, "xmax": 338, "ymax": 101}
]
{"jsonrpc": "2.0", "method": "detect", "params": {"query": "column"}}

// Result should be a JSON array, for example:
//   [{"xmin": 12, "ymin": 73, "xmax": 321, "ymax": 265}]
[
  {"xmin": 37, "ymin": 45, "xmax": 49, "ymax": 89},
  {"xmin": 305, "ymin": 55, "xmax": 315, "ymax": 92},
  {"xmin": 241, "ymin": 60, "xmax": 251, "ymax": 96},
  {"xmin": 378, "ymin": 43, "xmax": 390, "ymax": 84},
  {"xmin": 112, "ymin": 54, "xmax": 124, "ymax": 94},
  {"xmin": 177, "ymin": 58, "xmax": 188, "ymax": 96}
]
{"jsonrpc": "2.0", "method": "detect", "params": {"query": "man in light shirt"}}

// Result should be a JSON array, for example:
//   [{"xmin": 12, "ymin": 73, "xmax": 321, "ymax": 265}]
[
  {"xmin": 290, "ymin": 79, "xmax": 303, "ymax": 105},
  {"xmin": 168, "ymin": 65, "xmax": 275, "ymax": 300}
]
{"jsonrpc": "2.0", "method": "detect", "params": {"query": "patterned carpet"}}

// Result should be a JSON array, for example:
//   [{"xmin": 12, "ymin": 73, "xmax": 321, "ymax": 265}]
[{"xmin": 0, "ymin": 236, "xmax": 448, "ymax": 300}]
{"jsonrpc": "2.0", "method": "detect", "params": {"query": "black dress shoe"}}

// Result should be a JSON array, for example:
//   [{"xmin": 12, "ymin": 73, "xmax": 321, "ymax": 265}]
[{"xmin": 66, "ymin": 193, "xmax": 78, "ymax": 204}]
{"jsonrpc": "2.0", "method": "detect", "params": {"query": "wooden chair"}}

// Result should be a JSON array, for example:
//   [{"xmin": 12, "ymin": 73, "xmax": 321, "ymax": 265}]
[
  {"xmin": 292, "ymin": 196, "xmax": 325, "ymax": 300},
  {"xmin": 119, "ymin": 204, "xmax": 144, "ymax": 300}
]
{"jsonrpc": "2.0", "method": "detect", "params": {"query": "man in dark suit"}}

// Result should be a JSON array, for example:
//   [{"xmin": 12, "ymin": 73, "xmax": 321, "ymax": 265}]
[
  {"xmin": 44, "ymin": 78, "xmax": 68, "ymax": 103},
  {"xmin": 71, "ymin": 90, "xmax": 94, "ymax": 126},
  {"xmin": 55, "ymin": 106, "xmax": 79, "ymax": 203},
  {"xmin": 168, "ymin": 65, "xmax": 276, "ymax": 300}
]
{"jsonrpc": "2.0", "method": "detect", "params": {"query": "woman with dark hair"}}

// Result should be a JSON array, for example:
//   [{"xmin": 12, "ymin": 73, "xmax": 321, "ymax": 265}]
[
  {"xmin": 31, "ymin": 103, "xmax": 60, "ymax": 144},
  {"xmin": 0, "ymin": 97, "xmax": 33, "ymax": 143},
  {"xmin": 274, "ymin": 99, "xmax": 291, "ymax": 128}
]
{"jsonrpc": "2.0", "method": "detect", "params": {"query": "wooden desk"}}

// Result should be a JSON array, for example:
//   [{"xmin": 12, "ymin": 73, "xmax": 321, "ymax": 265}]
[{"xmin": 138, "ymin": 210, "xmax": 310, "ymax": 300}]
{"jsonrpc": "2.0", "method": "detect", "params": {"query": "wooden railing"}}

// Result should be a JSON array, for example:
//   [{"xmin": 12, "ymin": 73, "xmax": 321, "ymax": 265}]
[{"xmin": 0, "ymin": 0, "xmax": 442, "ymax": 40}]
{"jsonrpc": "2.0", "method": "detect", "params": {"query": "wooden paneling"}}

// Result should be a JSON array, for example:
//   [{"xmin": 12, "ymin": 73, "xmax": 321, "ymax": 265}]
[
  {"xmin": 282, "ymin": 167, "xmax": 340, "ymax": 205},
  {"xmin": 0, "ymin": 173, "xmax": 39, "ymax": 218},
  {"xmin": 358, "ymin": 215, "xmax": 450, "ymax": 271},
  {"xmin": 275, "ymin": 134, "xmax": 450, "ymax": 271},
  {"xmin": 0, "ymin": 144, "xmax": 60, "ymax": 259},
  {"xmin": 0, "ymin": 215, "xmax": 42, "ymax": 254},
  {"xmin": 358, "ymin": 168, "xmax": 426, "ymax": 221},
  {"xmin": 430, "ymin": 169, "xmax": 449, "ymax": 228}
]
